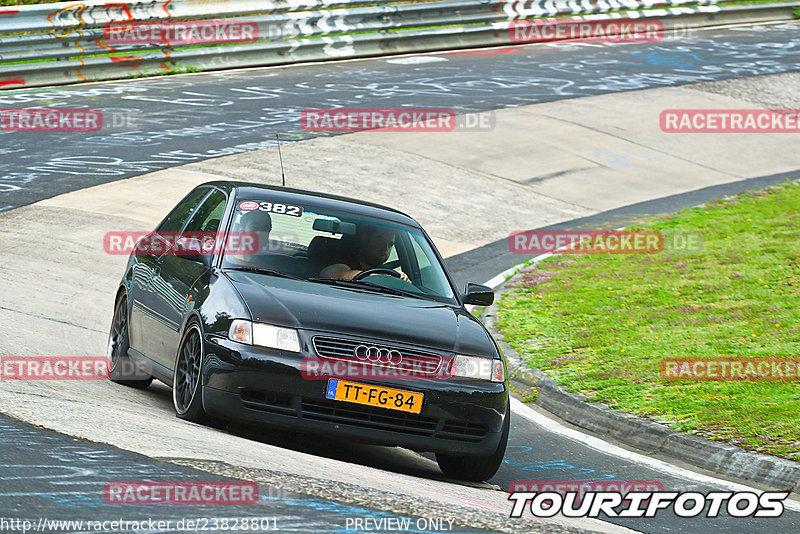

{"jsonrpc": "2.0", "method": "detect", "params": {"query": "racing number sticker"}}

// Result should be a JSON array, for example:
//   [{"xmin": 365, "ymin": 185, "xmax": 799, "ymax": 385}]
[
  {"xmin": 258, "ymin": 202, "xmax": 303, "ymax": 217},
  {"xmin": 238, "ymin": 201, "xmax": 303, "ymax": 217}
]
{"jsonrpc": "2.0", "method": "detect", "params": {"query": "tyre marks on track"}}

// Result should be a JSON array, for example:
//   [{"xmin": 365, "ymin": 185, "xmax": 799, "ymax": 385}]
[
  {"xmin": 0, "ymin": 414, "xmax": 493, "ymax": 533},
  {"xmin": 1, "ymin": 23, "xmax": 799, "ymax": 208}
]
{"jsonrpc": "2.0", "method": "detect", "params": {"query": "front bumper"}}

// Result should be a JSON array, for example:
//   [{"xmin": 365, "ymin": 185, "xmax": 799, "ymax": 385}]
[{"xmin": 201, "ymin": 334, "xmax": 508, "ymax": 456}]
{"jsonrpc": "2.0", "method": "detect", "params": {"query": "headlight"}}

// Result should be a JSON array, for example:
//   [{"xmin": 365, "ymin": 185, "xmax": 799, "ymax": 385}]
[
  {"xmin": 228, "ymin": 319, "xmax": 301, "ymax": 353},
  {"xmin": 452, "ymin": 355, "xmax": 505, "ymax": 382}
]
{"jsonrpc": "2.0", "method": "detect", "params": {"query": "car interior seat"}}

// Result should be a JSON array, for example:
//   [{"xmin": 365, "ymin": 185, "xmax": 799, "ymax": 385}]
[{"xmin": 307, "ymin": 234, "xmax": 359, "ymax": 276}]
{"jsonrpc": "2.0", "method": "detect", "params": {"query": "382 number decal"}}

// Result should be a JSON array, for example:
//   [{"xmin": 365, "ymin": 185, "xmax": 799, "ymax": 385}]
[
  {"xmin": 259, "ymin": 202, "xmax": 303, "ymax": 217},
  {"xmin": 239, "ymin": 201, "xmax": 303, "ymax": 217}
]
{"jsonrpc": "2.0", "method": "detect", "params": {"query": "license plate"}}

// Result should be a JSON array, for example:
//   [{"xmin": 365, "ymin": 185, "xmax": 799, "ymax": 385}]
[{"xmin": 325, "ymin": 379, "xmax": 423, "ymax": 414}]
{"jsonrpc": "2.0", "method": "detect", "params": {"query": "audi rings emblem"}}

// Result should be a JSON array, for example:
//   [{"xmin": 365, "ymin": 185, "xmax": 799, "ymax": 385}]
[{"xmin": 354, "ymin": 345, "xmax": 403, "ymax": 365}]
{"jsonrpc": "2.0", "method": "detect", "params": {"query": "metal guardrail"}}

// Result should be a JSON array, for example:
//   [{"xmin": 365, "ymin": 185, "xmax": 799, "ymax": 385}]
[{"xmin": 0, "ymin": 0, "xmax": 798, "ymax": 89}]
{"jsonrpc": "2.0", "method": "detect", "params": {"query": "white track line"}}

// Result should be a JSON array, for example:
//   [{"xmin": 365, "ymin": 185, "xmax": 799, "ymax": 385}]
[{"xmin": 510, "ymin": 398, "xmax": 800, "ymax": 511}]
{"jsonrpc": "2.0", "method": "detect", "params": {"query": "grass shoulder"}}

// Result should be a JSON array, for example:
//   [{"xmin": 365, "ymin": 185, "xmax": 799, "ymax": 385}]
[{"xmin": 498, "ymin": 181, "xmax": 800, "ymax": 460}]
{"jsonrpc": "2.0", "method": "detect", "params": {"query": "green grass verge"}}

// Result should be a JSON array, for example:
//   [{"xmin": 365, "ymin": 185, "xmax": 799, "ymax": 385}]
[{"xmin": 497, "ymin": 181, "xmax": 800, "ymax": 460}]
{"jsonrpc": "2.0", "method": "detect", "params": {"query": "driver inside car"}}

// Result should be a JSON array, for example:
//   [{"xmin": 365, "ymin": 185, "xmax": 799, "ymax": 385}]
[
  {"xmin": 227, "ymin": 209, "xmax": 272, "ymax": 266},
  {"xmin": 320, "ymin": 223, "xmax": 411, "ymax": 282}
]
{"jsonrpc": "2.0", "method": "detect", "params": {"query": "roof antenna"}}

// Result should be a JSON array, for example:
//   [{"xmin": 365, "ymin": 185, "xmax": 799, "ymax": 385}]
[{"xmin": 275, "ymin": 133, "xmax": 286, "ymax": 187}]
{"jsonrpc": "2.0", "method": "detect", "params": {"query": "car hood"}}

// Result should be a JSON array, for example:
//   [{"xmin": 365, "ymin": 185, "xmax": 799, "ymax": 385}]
[{"xmin": 225, "ymin": 271, "xmax": 495, "ymax": 356}]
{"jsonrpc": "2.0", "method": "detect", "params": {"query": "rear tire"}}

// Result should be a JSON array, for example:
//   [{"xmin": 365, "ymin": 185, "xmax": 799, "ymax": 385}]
[
  {"xmin": 108, "ymin": 293, "xmax": 153, "ymax": 389},
  {"xmin": 436, "ymin": 400, "xmax": 510, "ymax": 482},
  {"xmin": 173, "ymin": 322, "xmax": 209, "ymax": 423}
]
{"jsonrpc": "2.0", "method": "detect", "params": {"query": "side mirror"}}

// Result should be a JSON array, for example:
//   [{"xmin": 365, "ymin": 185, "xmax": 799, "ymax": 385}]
[
  {"xmin": 463, "ymin": 283, "xmax": 494, "ymax": 306},
  {"xmin": 175, "ymin": 236, "xmax": 212, "ymax": 266}
]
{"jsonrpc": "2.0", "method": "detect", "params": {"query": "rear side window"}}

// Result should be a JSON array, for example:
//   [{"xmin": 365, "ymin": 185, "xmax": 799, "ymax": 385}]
[{"xmin": 157, "ymin": 188, "xmax": 209, "ymax": 233}]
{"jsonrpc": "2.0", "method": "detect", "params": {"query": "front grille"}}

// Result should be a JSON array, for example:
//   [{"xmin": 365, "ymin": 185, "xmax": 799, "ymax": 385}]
[
  {"xmin": 239, "ymin": 390, "xmax": 489, "ymax": 442},
  {"xmin": 241, "ymin": 390, "xmax": 296, "ymax": 416},
  {"xmin": 312, "ymin": 336, "xmax": 444, "ymax": 375},
  {"xmin": 440, "ymin": 420, "xmax": 489, "ymax": 442},
  {"xmin": 301, "ymin": 398, "xmax": 437, "ymax": 436}
]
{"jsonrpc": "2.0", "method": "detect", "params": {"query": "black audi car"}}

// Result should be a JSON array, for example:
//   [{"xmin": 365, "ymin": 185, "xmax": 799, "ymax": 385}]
[{"xmin": 108, "ymin": 181, "xmax": 509, "ymax": 481}]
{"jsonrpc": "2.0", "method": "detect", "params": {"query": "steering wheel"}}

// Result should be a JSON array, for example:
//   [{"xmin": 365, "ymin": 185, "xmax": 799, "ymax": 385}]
[{"xmin": 352, "ymin": 267, "xmax": 401, "ymax": 281}]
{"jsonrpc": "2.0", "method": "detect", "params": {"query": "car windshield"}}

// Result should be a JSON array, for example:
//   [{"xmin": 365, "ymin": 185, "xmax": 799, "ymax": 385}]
[{"xmin": 220, "ymin": 198, "xmax": 457, "ymax": 303}]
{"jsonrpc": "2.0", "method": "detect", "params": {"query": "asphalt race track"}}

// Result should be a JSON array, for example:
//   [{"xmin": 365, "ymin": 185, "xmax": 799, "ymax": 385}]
[
  {"xmin": 1, "ymin": 20, "xmax": 800, "ymax": 534},
  {"xmin": 0, "ymin": 414, "xmax": 491, "ymax": 534},
  {"xmin": 2, "ymin": 22, "xmax": 800, "ymax": 209}
]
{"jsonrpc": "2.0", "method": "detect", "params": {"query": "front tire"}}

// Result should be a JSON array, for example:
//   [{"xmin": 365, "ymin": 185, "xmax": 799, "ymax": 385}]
[
  {"xmin": 108, "ymin": 293, "xmax": 153, "ymax": 389},
  {"xmin": 436, "ymin": 400, "xmax": 510, "ymax": 482},
  {"xmin": 173, "ymin": 322, "xmax": 208, "ymax": 423}
]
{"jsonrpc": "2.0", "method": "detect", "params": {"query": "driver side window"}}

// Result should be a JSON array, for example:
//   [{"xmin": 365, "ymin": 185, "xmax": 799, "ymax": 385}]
[
  {"xmin": 157, "ymin": 187, "xmax": 210, "ymax": 234},
  {"xmin": 184, "ymin": 190, "xmax": 227, "ymax": 234}
]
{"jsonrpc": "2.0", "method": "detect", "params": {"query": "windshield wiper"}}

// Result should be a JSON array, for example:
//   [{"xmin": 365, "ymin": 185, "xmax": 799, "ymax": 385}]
[
  {"xmin": 224, "ymin": 266, "xmax": 304, "ymax": 280},
  {"xmin": 308, "ymin": 277, "xmax": 423, "ymax": 299}
]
